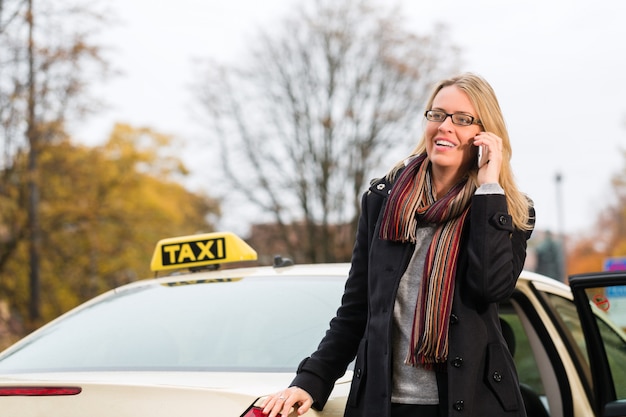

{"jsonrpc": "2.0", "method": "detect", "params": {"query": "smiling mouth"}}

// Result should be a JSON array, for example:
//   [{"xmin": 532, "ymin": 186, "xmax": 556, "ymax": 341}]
[{"xmin": 435, "ymin": 139, "xmax": 455, "ymax": 148}]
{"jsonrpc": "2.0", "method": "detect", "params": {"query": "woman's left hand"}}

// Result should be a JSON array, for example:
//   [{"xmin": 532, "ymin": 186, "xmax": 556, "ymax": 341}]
[
  {"xmin": 473, "ymin": 132, "xmax": 503, "ymax": 185},
  {"xmin": 259, "ymin": 386, "xmax": 313, "ymax": 417}
]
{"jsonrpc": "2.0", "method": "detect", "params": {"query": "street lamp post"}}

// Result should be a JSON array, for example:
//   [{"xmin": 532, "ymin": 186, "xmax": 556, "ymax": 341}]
[{"xmin": 555, "ymin": 172, "xmax": 567, "ymax": 282}]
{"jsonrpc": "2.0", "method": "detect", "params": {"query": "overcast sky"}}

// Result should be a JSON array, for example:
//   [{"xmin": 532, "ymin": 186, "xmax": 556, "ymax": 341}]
[{"xmin": 72, "ymin": 0, "xmax": 626, "ymax": 238}]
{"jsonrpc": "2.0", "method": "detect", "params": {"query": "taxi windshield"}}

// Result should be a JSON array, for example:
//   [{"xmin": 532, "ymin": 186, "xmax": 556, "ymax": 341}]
[{"xmin": 0, "ymin": 274, "xmax": 344, "ymax": 373}]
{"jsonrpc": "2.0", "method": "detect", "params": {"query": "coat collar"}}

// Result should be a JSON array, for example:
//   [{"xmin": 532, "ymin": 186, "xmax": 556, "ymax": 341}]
[{"xmin": 368, "ymin": 176, "xmax": 393, "ymax": 198}]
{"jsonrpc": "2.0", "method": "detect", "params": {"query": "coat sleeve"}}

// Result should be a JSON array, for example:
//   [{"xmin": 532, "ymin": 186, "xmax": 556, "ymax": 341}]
[
  {"xmin": 290, "ymin": 189, "xmax": 382, "ymax": 410},
  {"xmin": 464, "ymin": 193, "xmax": 535, "ymax": 303}
]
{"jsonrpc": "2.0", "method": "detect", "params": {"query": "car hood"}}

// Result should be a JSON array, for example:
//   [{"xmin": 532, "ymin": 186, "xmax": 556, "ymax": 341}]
[{"xmin": 0, "ymin": 371, "xmax": 351, "ymax": 417}]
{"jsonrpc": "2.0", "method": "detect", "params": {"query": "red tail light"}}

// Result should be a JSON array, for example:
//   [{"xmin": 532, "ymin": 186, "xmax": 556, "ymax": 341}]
[{"xmin": 0, "ymin": 387, "xmax": 82, "ymax": 396}]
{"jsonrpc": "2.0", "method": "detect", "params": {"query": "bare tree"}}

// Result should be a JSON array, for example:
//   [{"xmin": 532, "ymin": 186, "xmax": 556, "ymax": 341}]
[
  {"xmin": 0, "ymin": 0, "xmax": 112, "ymax": 323},
  {"xmin": 195, "ymin": 0, "xmax": 460, "ymax": 263}
]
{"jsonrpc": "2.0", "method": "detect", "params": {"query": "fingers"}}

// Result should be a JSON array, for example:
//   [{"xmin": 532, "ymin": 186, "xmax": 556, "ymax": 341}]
[
  {"xmin": 473, "ymin": 132, "xmax": 503, "ymax": 156},
  {"xmin": 260, "ymin": 387, "xmax": 313, "ymax": 417},
  {"xmin": 473, "ymin": 132, "xmax": 503, "ymax": 184}
]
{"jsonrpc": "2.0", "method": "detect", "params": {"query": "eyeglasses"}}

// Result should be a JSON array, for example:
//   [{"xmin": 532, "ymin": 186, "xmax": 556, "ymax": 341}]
[{"xmin": 424, "ymin": 110, "xmax": 481, "ymax": 126}]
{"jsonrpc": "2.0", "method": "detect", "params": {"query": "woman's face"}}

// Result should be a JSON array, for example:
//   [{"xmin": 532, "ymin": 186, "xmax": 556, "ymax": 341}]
[{"xmin": 425, "ymin": 85, "xmax": 482, "ymax": 175}]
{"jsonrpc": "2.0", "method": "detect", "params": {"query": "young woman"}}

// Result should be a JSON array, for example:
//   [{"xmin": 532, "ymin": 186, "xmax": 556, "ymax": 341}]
[{"xmin": 262, "ymin": 73, "xmax": 535, "ymax": 417}]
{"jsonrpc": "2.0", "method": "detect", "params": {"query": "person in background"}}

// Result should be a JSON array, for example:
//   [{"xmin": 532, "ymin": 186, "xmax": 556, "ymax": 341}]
[
  {"xmin": 535, "ymin": 230, "xmax": 564, "ymax": 282},
  {"xmin": 262, "ymin": 73, "xmax": 535, "ymax": 417}
]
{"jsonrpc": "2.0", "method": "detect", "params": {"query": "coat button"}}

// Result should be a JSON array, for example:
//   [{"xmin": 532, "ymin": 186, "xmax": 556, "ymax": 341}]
[
  {"xmin": 498, "ymin": 215, "xmax": 508, "ymax": 225},
  {"xmin": 453, "ymin": 400, "xmax": 464, "ymax": 411},
  {"xmin": 450, "ymin": 313, "xmax": 459, "ymax": 324},
  {"xmin": 452, "ymin": 357, "xmax": 463, "ymax": 368},
  {"xmin": 493, "ymin": 371, "xmax": 502, "ymax": 382},
  {"xmin": 356, "ymin": 368, "xmax": 362, "ymax": 378},
  {"xmin": 377, "ymin": 183, "xmax": 386, "ymax": 190}
]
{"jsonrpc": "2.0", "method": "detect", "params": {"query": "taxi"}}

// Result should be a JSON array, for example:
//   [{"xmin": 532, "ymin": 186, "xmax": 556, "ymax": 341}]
[{"xmin": 0, "ymin": 231, "xmax": 624, "ymax": 417}]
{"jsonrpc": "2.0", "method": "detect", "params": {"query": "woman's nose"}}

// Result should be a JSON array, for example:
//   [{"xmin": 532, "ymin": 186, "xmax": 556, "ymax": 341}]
[{"xmin": 438, "ymin": 116, "xmax": 454, "ymax": 131}]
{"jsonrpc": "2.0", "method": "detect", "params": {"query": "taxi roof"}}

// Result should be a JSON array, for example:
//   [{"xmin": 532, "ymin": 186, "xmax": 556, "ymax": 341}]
[{"xmin": 150, "ymin": 232, "xmax": 258, "ymax": 272}]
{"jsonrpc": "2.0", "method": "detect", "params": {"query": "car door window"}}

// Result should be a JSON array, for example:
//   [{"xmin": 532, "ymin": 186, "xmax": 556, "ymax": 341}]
[
  {"xmin": 569, "ymin": 273, "xmax": 626, "ymax": 417},
  {"xmin": 581, "ymin": 286, "xmax": 626, "ymax": 400}
]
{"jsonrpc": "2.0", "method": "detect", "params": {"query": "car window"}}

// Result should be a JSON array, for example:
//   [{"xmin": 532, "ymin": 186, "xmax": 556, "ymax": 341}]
[
  {"xmin": 581, "ymin": 287, "xmax": 626, "ymax": 400},
  {"xmin": 543, "ymin": 293, "xmax": 592, "ymax": 378},
  {"xmin": 594, "ymin": 313, "xmax": 626, "ymax": 399},
  {"xmin": 507, "ymin": 290, "xmax": 589, "ymax": 417},
  {"xmin": 0, "ymin": 275, "xmax": 345, "ymax": 373},
  {"xmin": 500, "ymin": 313, "xmax": 546, "ymax": 396},
  {"xmin": 545, "ymin": 286, "xmax": 626, "ymax": 404}
]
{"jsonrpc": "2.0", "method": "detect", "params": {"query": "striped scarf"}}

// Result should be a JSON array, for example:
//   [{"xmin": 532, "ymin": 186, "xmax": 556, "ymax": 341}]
[{"xmin": 379, "ymin": 154, "xmax": 475, "ymax": 368}]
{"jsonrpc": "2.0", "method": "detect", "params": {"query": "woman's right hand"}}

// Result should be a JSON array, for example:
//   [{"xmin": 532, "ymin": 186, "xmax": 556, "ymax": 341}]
[
  {"xmin": 473, "ymin": 131, "xmax": 503, "ymax": 185},
  {"xmin": 260, "ymin": 386, "xmax": 314, "ymax": 417}
]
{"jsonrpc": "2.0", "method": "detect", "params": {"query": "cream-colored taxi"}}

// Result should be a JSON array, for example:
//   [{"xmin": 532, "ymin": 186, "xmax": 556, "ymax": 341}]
[{"xmin": 0, "ymin": 232, "xmax": 624, "ymax": 417}]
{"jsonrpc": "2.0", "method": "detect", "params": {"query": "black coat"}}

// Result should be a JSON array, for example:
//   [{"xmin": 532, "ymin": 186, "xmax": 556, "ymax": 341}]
[{"xmin": 291, "ymin": 176, "xmax": 534, "ymax": 417}]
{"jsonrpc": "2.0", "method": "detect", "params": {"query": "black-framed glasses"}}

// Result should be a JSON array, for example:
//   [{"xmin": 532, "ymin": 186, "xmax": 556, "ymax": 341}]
[{"xmin": 424, "ymin": 110, "xmax": 481, "ymax": 126}]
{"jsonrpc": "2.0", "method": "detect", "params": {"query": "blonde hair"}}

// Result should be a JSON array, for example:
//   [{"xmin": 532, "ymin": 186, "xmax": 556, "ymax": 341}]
[{"xmin": 388, "ymin": 73, "xmax": 533, "ymax": 231}]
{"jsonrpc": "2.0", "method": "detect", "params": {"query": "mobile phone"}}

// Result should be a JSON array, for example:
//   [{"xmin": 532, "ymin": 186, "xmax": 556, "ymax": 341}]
[
  {"xmin": 240, "ymin": 405, "xmax": 280, "ymax": 417},
  {"xmin": 240, "ymin": 406, "xmax": 267, "ymax": 417},
  {"xmin": 477, "ymin": 145, "xmax": 488, "ymax": 168}
]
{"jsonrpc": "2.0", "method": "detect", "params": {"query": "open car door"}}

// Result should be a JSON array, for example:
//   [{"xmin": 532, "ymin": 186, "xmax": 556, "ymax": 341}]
[{"xmin": 569, "ymin": 271, "xmax": 626, "ymax": 417}]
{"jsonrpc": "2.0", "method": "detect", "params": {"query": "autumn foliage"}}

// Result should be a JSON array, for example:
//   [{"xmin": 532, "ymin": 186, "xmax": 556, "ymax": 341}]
[
  {"xmin": 567, "ymin": 150, "xmax": 626, "ymax": 276},
  {"xmin": 0, "ymin": 124, "xmax": 219, "ymax": 342}
]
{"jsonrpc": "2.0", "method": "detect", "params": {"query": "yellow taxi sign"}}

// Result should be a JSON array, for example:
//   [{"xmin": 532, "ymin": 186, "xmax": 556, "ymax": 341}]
[{"xmin": 150, "ymin": 232, "xmax": 257, "ymax": 272}]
